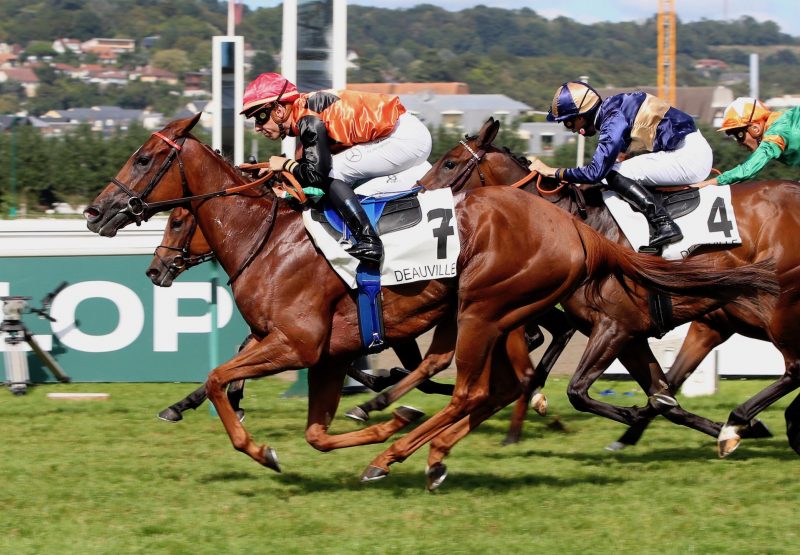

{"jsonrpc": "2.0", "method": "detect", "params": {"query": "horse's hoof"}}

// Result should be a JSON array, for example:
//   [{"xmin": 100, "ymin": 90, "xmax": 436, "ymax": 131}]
[
  {"xmin": 717, "ymin": 425, "xmax": 741, "ymax": 458},
  {"xmin": 739, "ymin": 418, "xmax": 771, "ymax": 439},
  {"xmin": 649, "ymin": 393, "xmax": 679, "ymax": 410},
  {"xmin": 360, "ymin": 465, "xmax": 389, "ymax": 482},
  {"xmin": 426, "ymin": 463, "xmax": 448, "ymax": 491},
  {"xmin": 261, "ymin": 446, "xmax": 281, "ymax": 473},
  {"xmin": 605, "ymin": 441, "xmax": 628, "ymax": 452},
  {"xmin": 235, "ymin": 409, "xmax": 245, "ymax": 423},
  {"xmin": 157, "ymin": 407, "xmax": 182, "ymax": 422},
  {"xmin": 394, "ymin": 405, "xmax": 424, "ymax": 424},
  {"xmin": 530, "ymin": 392, "xmax": 548, "ymax": 416},
  {"xmin": 502, "ymin": 434, "xmax": 520, "ymax": 446},
  {"xmin": 345, "ymin": 406, "xmax": 369, "ymax": 423}
]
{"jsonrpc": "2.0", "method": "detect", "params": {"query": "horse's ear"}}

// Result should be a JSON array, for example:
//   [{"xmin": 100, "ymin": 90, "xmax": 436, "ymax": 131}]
[
  {"xmin": 477, "ymin": 117, "xmax": 500, "ymax": 148},
  {"xmin": 180, "ymin": 112, "xmax": 202, "ymax": 135}
]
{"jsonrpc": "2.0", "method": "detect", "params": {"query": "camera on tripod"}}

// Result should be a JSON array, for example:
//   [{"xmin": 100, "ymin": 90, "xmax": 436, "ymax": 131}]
[{"xmin": 1, "ymin": 282, "xmax": 70, "ymax": 395}]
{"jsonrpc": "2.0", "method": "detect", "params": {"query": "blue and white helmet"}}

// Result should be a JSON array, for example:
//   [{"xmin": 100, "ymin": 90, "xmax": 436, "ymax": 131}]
[{"xmin": 546, "ymin": 81, "xmax": 602, "ymax": 122}]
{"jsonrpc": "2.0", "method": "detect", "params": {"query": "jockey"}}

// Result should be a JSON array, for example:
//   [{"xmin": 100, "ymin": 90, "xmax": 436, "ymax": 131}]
[
  {"xmin": 695, "ymin": 97, "xmax": 800, "ymax": 188},
  {"xmin": 531, "ymin": 81, "xmax": 713, "ymax": 248},
  {"xmin": 241, "ymin": 72, "xmax": 432, "ymax": 266}
]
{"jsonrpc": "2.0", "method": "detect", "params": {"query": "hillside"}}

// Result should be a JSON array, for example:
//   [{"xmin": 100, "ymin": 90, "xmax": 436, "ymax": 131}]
[{"xmin": 0, "ymin": 1, "xmax": 798, "ymax": 114}]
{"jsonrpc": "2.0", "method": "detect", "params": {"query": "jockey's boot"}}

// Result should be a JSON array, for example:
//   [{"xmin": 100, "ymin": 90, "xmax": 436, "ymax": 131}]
[
  {"xmin": 606, "ymin": 171, "xmax": 683, "ymax": 247},
  {"xmin": 329, "ymin": 179, "xmax": 384, "ymax": 266}
]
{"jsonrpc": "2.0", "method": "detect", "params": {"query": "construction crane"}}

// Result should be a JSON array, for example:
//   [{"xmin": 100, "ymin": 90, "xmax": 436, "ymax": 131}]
[{"xmin": 657, "ymin": 0, "xmax": 677, "ymax": 105}]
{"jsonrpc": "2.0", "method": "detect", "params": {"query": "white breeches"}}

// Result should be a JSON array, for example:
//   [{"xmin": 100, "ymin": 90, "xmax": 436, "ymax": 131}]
[
  {"xmin": 613, "ymin": 131, "xmax": 713, "ymax": 186},
  {"xmin": 330, "ymin": 112, "xmax": 432, "ymax": 193}
]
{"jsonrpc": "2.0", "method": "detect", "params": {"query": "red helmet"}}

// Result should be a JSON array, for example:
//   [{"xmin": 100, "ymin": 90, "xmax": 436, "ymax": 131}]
[{"xmin": 240, "ymin": 73, "xmax": 300, "ymax": 116}]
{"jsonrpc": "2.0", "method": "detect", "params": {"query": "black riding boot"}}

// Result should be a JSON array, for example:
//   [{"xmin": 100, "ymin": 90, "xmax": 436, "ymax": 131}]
[
  {"xmin": 606, "ymin": 171, "xmax": 683, "ymax": 247},
  {"xmin": 328, "ymin": 179, "xmax": 383, "ymax": 265}
]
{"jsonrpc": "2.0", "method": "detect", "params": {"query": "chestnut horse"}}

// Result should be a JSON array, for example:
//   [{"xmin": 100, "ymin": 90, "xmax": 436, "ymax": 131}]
[
  {"xmin": 147, "ymin": 207, "xmax": 454, "ymax": 423},
  {"xmin": 424, "ymin": 118, "xmax": 797, "ymax": 460},
  {"xmin": 84, "ymin": 114, "xmax": 772, "ymax": 484}
]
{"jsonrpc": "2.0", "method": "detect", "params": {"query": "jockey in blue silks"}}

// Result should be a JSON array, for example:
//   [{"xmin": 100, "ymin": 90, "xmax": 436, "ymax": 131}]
[{"xmin": 531, "ymin": 82, "xmax": 713, "ymax": 248}]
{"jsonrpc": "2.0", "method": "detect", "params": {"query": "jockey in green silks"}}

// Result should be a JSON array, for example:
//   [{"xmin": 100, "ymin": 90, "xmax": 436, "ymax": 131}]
[{"xmin": 695, "ymin": 97, "xmax": 800, "ymax": 188}]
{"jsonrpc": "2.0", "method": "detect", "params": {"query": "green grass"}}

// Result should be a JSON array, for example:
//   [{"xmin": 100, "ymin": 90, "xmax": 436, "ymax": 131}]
[{"xmin": 1, "ymin": 378, "xmax": 797, "ymax": 554}]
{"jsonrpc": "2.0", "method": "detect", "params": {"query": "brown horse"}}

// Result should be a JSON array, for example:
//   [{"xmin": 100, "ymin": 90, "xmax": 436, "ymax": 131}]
[
  {"xmin": 147, "ymin": 206, "xmax": 455, "ymax": 423},
  {"xmin": 423, "ymin": 117, "xmax": 796, "ymax": 460},
  {"xmin": 83, "ymin": 114, "xmax": 772, "ymax": 485}
]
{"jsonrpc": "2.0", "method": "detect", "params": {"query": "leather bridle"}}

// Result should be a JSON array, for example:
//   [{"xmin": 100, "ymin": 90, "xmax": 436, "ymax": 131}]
[
  {"xmin": 110, "ymin": 131, "xmax": 272, "ymax": 226},
  {"xmin": 153, "ymin": 214, "xmax": 214, "ymax": 277}
]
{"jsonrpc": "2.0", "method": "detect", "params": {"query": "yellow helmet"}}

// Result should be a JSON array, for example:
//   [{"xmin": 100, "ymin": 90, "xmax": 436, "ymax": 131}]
[{"xmin": 718, "ymin": 97, "xmax": 771, "ymax": 131}]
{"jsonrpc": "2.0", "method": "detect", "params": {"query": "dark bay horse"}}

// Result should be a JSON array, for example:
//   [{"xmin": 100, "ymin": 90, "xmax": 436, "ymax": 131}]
[
  {"xmin": 83, "ymin": 114, "xmax": 772, "ymax": 483},
  {"xmin": 424, "ymin": 117, "xmax": 796, "ymax": 460}
]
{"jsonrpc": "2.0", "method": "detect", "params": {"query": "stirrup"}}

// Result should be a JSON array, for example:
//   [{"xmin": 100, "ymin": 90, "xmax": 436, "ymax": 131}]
[{"xmin": 637, "ymin": 245, "xmax": 662, "ymax": 255}]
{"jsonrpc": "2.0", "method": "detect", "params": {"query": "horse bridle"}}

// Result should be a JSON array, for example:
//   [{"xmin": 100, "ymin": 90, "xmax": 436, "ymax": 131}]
[
  {"xmin": 111, "ymin": 131, "xmax": 272, "ymax": 226},
  {"xmin": 153, "ymin": 215, "xmax": 215, "ymax": 277},
  {"xmin": 422, "ymin": 137, "xmax": 590, "ymax": 219}
]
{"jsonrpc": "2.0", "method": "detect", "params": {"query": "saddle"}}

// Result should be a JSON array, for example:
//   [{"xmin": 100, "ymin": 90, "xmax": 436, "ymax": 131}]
[
  {"xmin": 652, "ymin": 187, "xmax": 701, "ymax": 220},
  {"xmin": 310, "ymin": 189, "xmax": 422, "ymax": 238}
]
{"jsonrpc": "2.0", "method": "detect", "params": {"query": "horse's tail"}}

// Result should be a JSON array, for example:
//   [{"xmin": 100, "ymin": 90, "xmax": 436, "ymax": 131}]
[{"xmin": 573, "ymin": 220, "xmax": 779, "ymax": 304}]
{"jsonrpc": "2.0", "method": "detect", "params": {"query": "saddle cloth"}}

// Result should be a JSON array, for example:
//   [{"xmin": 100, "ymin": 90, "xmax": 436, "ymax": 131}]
[
  {"xmin": 602, "ymin": 185, "xmax": 741, "ymax": 259},
  {"xmin": 302, "ymin": 188, "xmax": 461, "ymax": 289}
]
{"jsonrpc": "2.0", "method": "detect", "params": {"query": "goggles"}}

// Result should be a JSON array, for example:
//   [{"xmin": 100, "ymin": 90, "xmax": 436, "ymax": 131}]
[
  {"xmin": 248, "ymin": 79, "xmax": 290, "ymax": 125},
  {"xmin": 726, "ymin": 128, "xmax": 748, "ymax": 144}
]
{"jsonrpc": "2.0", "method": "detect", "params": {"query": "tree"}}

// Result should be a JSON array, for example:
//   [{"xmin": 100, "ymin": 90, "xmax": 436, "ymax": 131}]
[{"xmin": 151, "ymin": 49, "xmax": 191, "ymax": 75}]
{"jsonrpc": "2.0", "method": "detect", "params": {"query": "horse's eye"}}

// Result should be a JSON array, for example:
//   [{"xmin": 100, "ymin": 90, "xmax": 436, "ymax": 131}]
[
  {"xmin": 136, "ymin": 156, "xmax": 150, "ymax": 166},
  {"xmin": 443, "ymin": 160, "xmax": 457, "ymax": 170},
  {"xmin": 170, "ymin": 219, "xmax": 183, "ymax": 230}
]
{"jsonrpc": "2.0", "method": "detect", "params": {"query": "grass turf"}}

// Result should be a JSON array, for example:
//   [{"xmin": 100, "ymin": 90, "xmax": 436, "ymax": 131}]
[{"xmin": 1, "ymin": 377, "xmax": 797, "ymax": 554}]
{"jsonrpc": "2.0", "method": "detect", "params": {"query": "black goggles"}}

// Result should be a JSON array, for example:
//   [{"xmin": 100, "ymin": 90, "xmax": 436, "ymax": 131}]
[
  {"xmin": 249, "ymin": 79, "xmax": 290, "ymax": 125},
  {"xmin": 252, "ymin": 105, "xmax": 274, "ymax": 124},
  {"xmin": 726, "ymin": 128, "xmax": 748, "ymax": 143}
]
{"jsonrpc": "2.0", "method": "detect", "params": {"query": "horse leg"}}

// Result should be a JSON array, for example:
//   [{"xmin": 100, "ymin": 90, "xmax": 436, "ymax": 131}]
[
  {"xmin": 344, "ymin": 351, "xmax": 454, "ymax": 395},
  {"xmin": 393, "ymin": 338, "xmax": 423, "ymax": 369},
  {"xmin": 501, "ymin": 327, "xmax": 537, "ymax": 445},
  {"xmin": 157, "ymin": 383, "xmax": 208, "ymax": 422},
  {"xmin": 206, "ymin": 334, "xmax": 324, "ymax": 470},
  {"xmin": 566, "ymin": 328, "xmax": 665, "ymax": 426},
  {"xmin": 505, "ymin": 313, "xmax": 577, "ymax": 445},
  {"xmin": 609, "ymin": 320, "xmax": 731, "ymax": 450},
  {"xmin": 361, "ymin": 316, "xmax": 503, "ymax": 481},
  {"xmin": 718, "ymin": 360, "xmax": 800, "ymax": 457},
  {"xmin": 613, "ymin": 339, "xmax": 730, "ymax": 439},
  {"xmin": 784, "ymin": 390, "xmax": 800, "ymax": 455},
  {"xmin": 303, "ymin": 361, "xmax": 426, "ymax": 451},
  {"xmin": 387, "ymin": 338, "xmax": 456, "ymax": 395},
  {"xmin": 345, "ymin": 318, "xmax": 457, "ymax": 422},
  {"xmin": 158, "ymin": 336, "xmax": 257, "ymax": 423},
  {"xmin": 428, "ymin": 332, "xmax": 527, "ymax": 489},
  {"xmin": 227, "ymin": 380, "xmax": 246, "ymax": 422},
  {"xmin": 528, "ymin": 310, "xmax": 577, "ymax": 410}
]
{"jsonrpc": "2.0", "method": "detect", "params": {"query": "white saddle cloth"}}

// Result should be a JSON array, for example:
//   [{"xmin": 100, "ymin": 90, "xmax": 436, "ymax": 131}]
[
  {"xmin": 602, "ymin": 186, "xmax": 741, "ymax": 259},
  {"xmin": 302, "ymin": 188, "xmax": 461, "ymax": 289}
]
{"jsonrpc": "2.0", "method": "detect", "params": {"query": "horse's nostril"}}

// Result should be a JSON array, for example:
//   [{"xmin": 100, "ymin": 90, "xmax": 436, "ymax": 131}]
[
  {"xmin": 146, "ymin": 268, "xmax": 159, "ymax": 280},
  {"xmin": 84, "ymin": 206, "xmax": 100, "ymax": 221}
]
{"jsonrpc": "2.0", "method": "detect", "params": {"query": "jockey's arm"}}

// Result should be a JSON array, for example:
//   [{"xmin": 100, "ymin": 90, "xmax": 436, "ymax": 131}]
[
  {"xmin": 716, "ymin": 141, "xmax": 783, "ymax": 186},
  {"xmin": 288, "ymin": 115, "xmax": 334, "ymax": 189}
]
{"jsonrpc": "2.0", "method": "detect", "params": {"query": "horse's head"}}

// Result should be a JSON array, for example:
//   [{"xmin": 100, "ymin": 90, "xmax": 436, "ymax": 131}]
[
  {"xmin": 421, "ymin": 118, "xmax": 532, "ymax": 192},
  {"xmin": 84, "ymin": 113, "xmax": 202, "ymax": 237},
  {"xmin": 146, "ymin": 207, "xmax": 213, "ymax": 287}
]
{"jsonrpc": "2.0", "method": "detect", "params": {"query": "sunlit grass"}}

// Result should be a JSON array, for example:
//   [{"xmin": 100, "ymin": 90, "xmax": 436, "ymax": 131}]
[{"xmin": 0, "ymin": 378, "xmax": 797, "ymax": 554}]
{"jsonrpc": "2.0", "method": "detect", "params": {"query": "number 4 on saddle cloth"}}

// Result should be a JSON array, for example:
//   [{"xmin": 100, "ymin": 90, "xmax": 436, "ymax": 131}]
[
  {"xmin": 603, "ymin": 185, "xmax": 742, "ymax": 259},
  {"xmin": 302, "ymin": 188, "xmax": 461, "ymax": 353}
]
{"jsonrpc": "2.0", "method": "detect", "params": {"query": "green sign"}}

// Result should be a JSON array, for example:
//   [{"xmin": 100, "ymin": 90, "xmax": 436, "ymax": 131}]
[{"xmin": 1, "ymin": 255, "xmax": 248, "ymax": 382}]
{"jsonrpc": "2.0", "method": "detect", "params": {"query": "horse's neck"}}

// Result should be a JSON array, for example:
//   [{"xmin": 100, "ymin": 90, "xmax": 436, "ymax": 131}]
[{"xmin": 181, "ymin": 141, "xmax": 302, "ymax": 277}]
